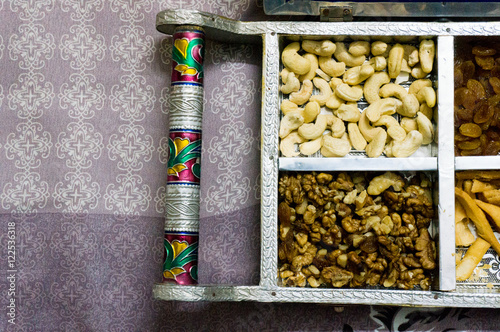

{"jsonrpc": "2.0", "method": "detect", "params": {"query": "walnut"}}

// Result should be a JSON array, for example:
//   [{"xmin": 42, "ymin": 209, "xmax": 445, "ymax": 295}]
[
  {"xmin": 279, "ymin": 175, "xmax": 304, "ymax": 204},
  {"xmin": 341, "ymin": 216, "xmax": 361, "ymax": 233},
  {"xmin": 316, "ymin": 172, "xmax": 333, "ymax": 184},
  {"xmin": 367, "ymin": 172, "xmax": 405, "ymax": 195},
  {"xmin": 285, "ymin": 271, "xmax": 307, "ymax": 287},
  {"xmin": 322, "ymin": 209, "xmax": 337, "ymax": 228},
  {"xmin": 336, "ymin": 202, "xmax": 352, "ymax": 217},
  {"xmin": 303, "ymin": 205, "xmax": 317, "ymax": 224},
  {"xmin": 355, "ymin": 190, "xmax": 368, "ymax": 210},
  {"xmin": 384, "ymin": 191, "xmax": 405, "ymax": 211},
  {"xmin": 405, "ymin": 185, "xmax": 434, "ymax": 218},
  {"xmin": 343, "ymin": 189, "xmax": 358, "ymax": 205},
  {"xmin": 330, "ymin": 172, "xmax": 355, "ymax": 191},
  {"xmin": 403, "ymin": 254, "xmax": 422, "ymax": 268},
  {"xmin": 291, "ymin": 242, "xmax": 317, "ymax": 271},
  {"xmin": 415, "ymin": 228, "xmax": 436, "ymax": 270},
  {"xmin": 355, "ymin": 204, "xmax": 382, "ymax": 218},
  {"xmin": 322, "ymin": 266, "xmax": 353, "ymax": 287}
]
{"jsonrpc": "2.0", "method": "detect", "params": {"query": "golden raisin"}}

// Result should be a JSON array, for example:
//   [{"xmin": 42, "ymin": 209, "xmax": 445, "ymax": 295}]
[
  {"xmin": 456, "ymin": 107, "xmax": 474, "ymax": 122},
  {"xmin": 490, "ymin": 77, "xmax": 500, "ymax": 95},
  {"xmin": 475, "ymin": 56, "xmax": 495, "ymax": 70},
  {"xmin": 473, "ymin": 102, "xmax": 494, "ymax": 124},
  {"xmin": 460, "ymin": 146, "xmax": 483, "ymax": 156},
  {"xmin": 467, "ymin": 79, "xmax": 487, "ymax": 100},
  {"xmin": 461, "ymin": 61, "xmax": 476, "ymax": 83},
  {"xmin": 483, "ymin": 141, "xmax": 500, "ymax": 155},
  {"xmin": 455, "ymin": 133, "xmax": 474, "ymax": 142},
  {"xmin": 455, "ymin": 67, "xmax": 464, "ymax": 88},
  {"xmin": 459, "ymin": 123, "xmax": 482, "ymax": 138},
  {"xmin": 457, "ymin": 138, "xmax": 481, "ymax": 150},
  {"xmin": 472, "ymin": 46, "xmax": 497, "ymax": 56}
]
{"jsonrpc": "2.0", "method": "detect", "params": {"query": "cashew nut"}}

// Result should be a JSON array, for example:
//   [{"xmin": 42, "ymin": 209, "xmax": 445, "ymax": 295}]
[
  {"xmin": 321, "ymin": 135, "xmax": 351, "ymax": 157},
  {"xmin": 419, "ymin": 39, "xmax": 435, "ymax": 73},
  {"xmin": 335, "ymin": 83, "xmax": 363, "ymax": 102},
  {"xmin": 409, "ymin": 79, "xmax": 432, "ymax": 96},
  {"xmin": 282, "ymin": 42, "xmax": 311, "ymax": 75},
  {"xmin": 347, "ymin": 122, "xmax": 367, "ymax": 150},
  {"xmin": 280, "ymin": 72, "xmax": 300, "ymax": 94},
  {"xmin": 309, "ymin": 77, "xmax": 333, "ymax": 106},
  {"xmin": 379, "ymin": 83, "xmax": 408, "ymax": 100},
  {"xmin": 420, "ymin": 103, "xmax": 433, "ymax": 120},
  {"xmin": 326, "ymin": 94, "xmax": 344, "ymax": 110},
  {"xmin": 392, "ymin": 130, "xmax": 423, "ymax": 158},
  {"xmin": 363, "ymin": 72, "xmax": 390, "ymax": 104},
  {"xmin": 374, "ymin": 115, "xmax": 406, "ymax": 141},
  {"xmin": 398, "ymin": 94, "xmax": 420, "ymax": 117},
  {"xmin": 343, "ymin": 64, "xmax": 374, "ymax": 85},
  {"xmin": 411, "ymin": 64, "xmax": 428, "ymax": 79},
  {"xmin": 335, "ymin": 102, "xmax": 361, "ymax": 122},
  {"xmin": 303, "ymin": 101, "xmax": 321, "ymax": 123},
  {"xmin": 365, "ymin": 128, "xmax": 387, "ymax": 158},
  {"xmin": 341, "ymin": 132, "xmax": 352, "ymax": 150},
  {"xmin": 371, "ymin": 41, "xmax": 388, "ymax": 56},
  {"xmin": 299, "ymin": 136, "xmax": 323, "ymax": 155},
  {"xmin": 365, "ymin": 98, "xmax": 400, "ymax": 123},
  {"xmin": 289, "ymin": 79, "xmax": 313, "ymax": 105},
  {"xmin": 384, "ymin": 141, "xmax": 394, "ymax": 157},
  {"xmin": 359, "ymin": 109, "xmax": 379, "ymax": 142},
  {"xmin": 298, "ymin": 53, "xmax": 319, "ymax": 82},
  {"xmin": 280, "ymin": 131, "xmax": 306, "ymax": 157},
  {"xmin": 318, "ymin": 56, "xmax": 346, "ymax": 78},
  {"xmin": 298, "ymin": 114, "xmax": 328, "ymax": 140},
  {"xmin": 281, "ymin": 100, "xmax": 303, "ymax": 115},
  {"xmin": 329, "ymin": 77, "xmax": 343, "ymax": 90},
  {"xmin": 403, "ymin": 45, "xmax": 419, "ymax": 67},
  {"xmin": 401, "ymin": 59, "xmax": 412, "ymax": 73},
  {"xmin": 302, "ymin": 40, "xmax": 336, "ymax": 57},
  {"xmin": 368, "ymin": 56, "xmax": 387, "ymax": 71},
  {"xmin": 416, "ymin": 111, "xmax": 434, "ymax": 144},
  {"xmin": 330, "ymin": 115, "xmax": 346, "ymax": 138},
  {"xmin": 349, "ymin": 41, "xmax": 371, "ymax": 57},
  {"xmin": 334, "ymin": 42, "xmax": 366, "ymax": 67},
  {"xmin": 280, "ymin": 113, "xmax": 304, "ymax": 138},
  {"xmin": 280, "ymin": 67, "xmax": 290, "ymax": 84},
  {"xmin": 388, "ymin": 43, "xmax": 404, "ymax": 79},
  {"xmin": 400, "ymin": 117, "xmax": 418, "ymax": 133},
  {"xmin": 416, "ymin": 86, "xmax": 436, "ymax": 108},
  {"xmin": 315, "ymin": 69, "xmax": 331, "ymax": 82}
]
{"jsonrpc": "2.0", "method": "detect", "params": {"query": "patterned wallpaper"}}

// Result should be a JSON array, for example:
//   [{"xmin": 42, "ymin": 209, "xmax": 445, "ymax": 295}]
[{"xmin": 0, "ymin": 1, "xmax": 499, "ymax": 331}]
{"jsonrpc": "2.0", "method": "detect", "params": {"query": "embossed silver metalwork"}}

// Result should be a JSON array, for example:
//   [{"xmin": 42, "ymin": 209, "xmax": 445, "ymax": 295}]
[
  {"xmin": 165, "ymin": 185, "xmax": 200, "ymax": 232},
  {"xmin": 154, "ymin": 9, "xmax": 500, "ymax": 306},
  {"xmin": 169, "ymin": 85, "xmax": 204, "ymax": 130}
]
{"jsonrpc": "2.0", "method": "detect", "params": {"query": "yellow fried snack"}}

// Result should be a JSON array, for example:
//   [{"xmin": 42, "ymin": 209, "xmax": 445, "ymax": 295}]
[
  {"xmin": 475, "ymin": 199, "xmax": 500, "ymax": 231},
  {"xmin": 456, "ymin": 170, "xmax": 500, "ymax": 181},
  {"xmin": 455, "ymin": 199, "xmax": 475, "ymax": 247},
  {"xmin": 471, "ymin": 180, "xmax": 496, "ymax": 193},
  {"xmin": 456, "ymin": 237, "xmax": 491, "ymax": 281},
  {"xmin": 455, "ymin": 187, "xmax": 500, "ymax": 256},
  {"xmin": 481, "ymin": 189, "xmax": 500, "ymax": 206}
]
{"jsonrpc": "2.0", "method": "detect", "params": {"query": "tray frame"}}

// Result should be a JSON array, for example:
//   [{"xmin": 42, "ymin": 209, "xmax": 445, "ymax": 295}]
[{"xmin": 154, "ymin": 9, "xmax": 500, "ymax": 307}]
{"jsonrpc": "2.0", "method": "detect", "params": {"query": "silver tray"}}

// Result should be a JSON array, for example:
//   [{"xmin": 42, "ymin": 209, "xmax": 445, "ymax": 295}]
[{"xmin": 154, "ymin": 9, "xmax": 500, "ymax": 307}]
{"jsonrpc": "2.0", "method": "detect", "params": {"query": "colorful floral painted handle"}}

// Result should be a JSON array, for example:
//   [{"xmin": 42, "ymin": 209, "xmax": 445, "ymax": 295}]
[{"xmin": 163, "ymin": 26, "xmax": 204, "ymax": 285}]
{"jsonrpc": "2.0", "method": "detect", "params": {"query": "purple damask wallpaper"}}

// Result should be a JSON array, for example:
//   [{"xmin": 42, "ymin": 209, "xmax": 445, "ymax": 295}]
[{"xmin": 0, "ymin": 1, "xmax": 499, "ymax": 331}]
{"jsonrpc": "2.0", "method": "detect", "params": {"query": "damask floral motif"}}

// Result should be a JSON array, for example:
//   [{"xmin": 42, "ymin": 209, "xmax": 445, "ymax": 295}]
[
  {"xmin": 8, "ymin": 23, "xmax": 55, "ymax": 70},
  {"xmin": 8, "ymin": 72, "xmax": 54, "ymax": 119},
  {"xmin": 102, "ymin": 222, "xmax": 149, "ymax": 269},
  {"xmin": 16, "ymin": 220, "xmax": 48, "ymax": 269},
  {"xmin": 110, "ymin": 0, "xmax": 154, "ymax": 22},
  {"xmin": 61, "ymin": 0, "xmax": 104, "ymax": 21},
  {"xmin": 100, "ymin": 274, "xmax": 147, "ymax": 319},
  {"xmin": 104, "ymin": 174, "xmax": 151, "ymax": 215},
  {"xmin": 53, "ymin": 171, "xmax": 101, "ymax": 213},
  {"xmin": 484, "ymin": 252, "xmax": 500, "ymax": 279},
  {"xmin": 56, "ymin": 122, "xmax": 104, "ymax": 169},
  {"xmin": 1, "ymin": 171, "xmax": 50, "ymax": 213},
  {"xmin": 50, "ymin": 220, "xmax": 99, "ymax": 269},
  {"xmin": 60, "ymin": 24, "xmax": 106, "ymax": 71},
  {"xmin": 157, "ymin": 136, "xmax": 169, "ymax": 164},
  {"xmin": 4, "ymin": 122, "xmax": 52, "ymax": 169},
  {"xmin": 50, "ymin": 272, "xmax": 97, "ymax": 319},
  {"xmin": 110, "ymin": 25, "xmax": 155, "ymax": 72},
  {"xmin": 207, "ymin": 0, "xmax": 251, "ymax": 20},
  {"xmin": 58, "ymin": 73, "xmax": 106, "ymax": 119},
  {"xmin": 207, "ymin": 121, "xmax": 254, "ymax": 170},
  {"xmin": 9, "ymin": 0, "xmax": 54, "ymax": 21},
  {"xmin": 154, "ymin": 185, "xmax": 167, "ymax": 214},
  {"xmin": 159, "ymin": 37, "xmax": 172, "ymax": 66},
  {"xmin": 107, "ymin": 124, "xmax": 154, "ymax": 171},
  {"xmin": 210, "ymin": 72, "xmax": 256, "ymax": 121},
  {"xmin": 0, "ymin": 34, "xmax": 4, "ymax": 59},
  {"xmin": 110, "ymin": 74, "xmax": 156, "ymax": 122},
  {"xmin": 159, "ymin": 86, "xmax": 170, "ymax": 115},
  {"xmin": 209, "ymin": 43, "xmax": 254, "ymax": 71},
  {"xmin": 204, "ymin": 171, "xmax": 251, "ymax": 213}
]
